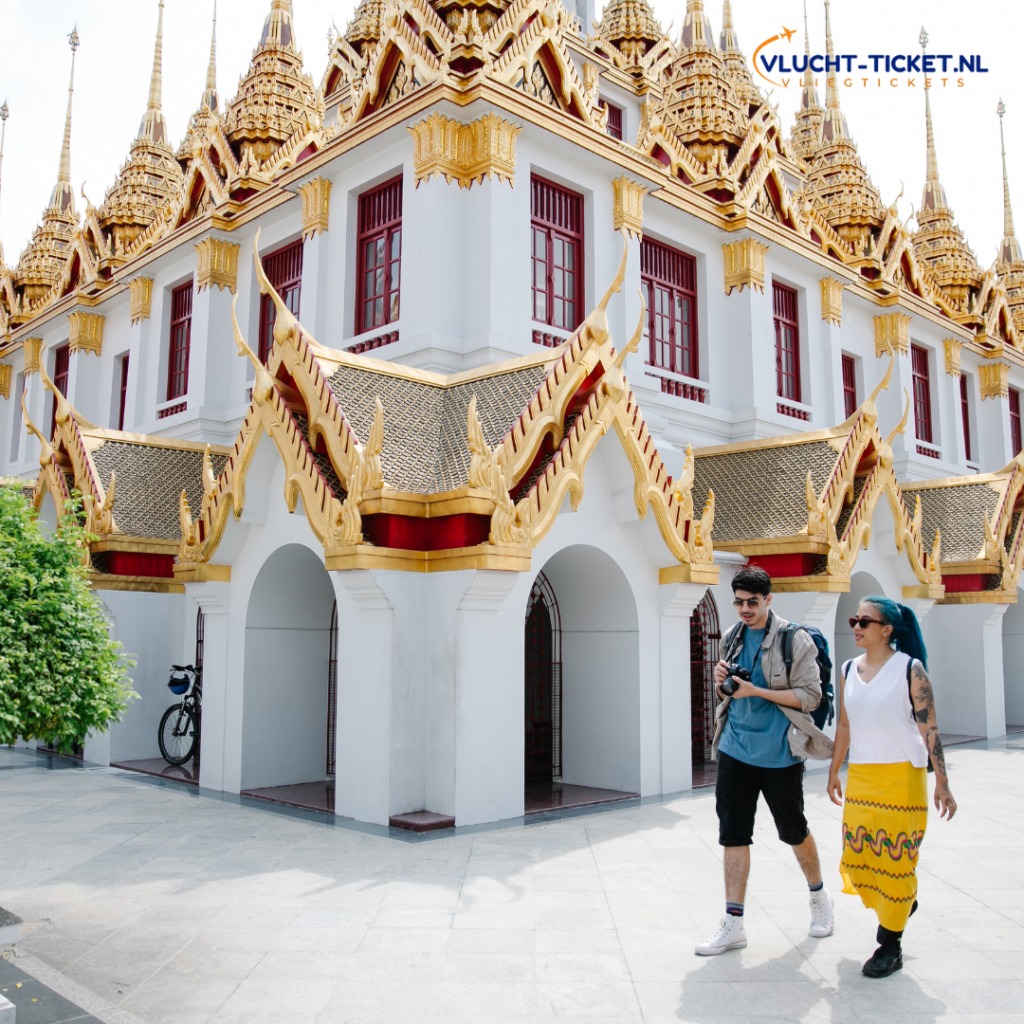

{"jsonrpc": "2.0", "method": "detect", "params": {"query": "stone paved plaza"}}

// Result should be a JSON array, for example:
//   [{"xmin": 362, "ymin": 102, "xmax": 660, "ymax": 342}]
[{"xmin": 1, "ymin": 736, "xmax": 1023, "ymax": 1024}]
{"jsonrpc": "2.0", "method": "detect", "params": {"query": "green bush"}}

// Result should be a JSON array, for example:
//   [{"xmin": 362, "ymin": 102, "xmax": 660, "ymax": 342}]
[{"xmin": 0, "ymin": 484, "xmax": 136, "ymax": 751}]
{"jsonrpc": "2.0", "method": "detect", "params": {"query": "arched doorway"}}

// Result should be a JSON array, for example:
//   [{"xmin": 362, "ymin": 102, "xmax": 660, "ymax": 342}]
[
  {"xmin": 690, "ymin": 591, "xmax": 720, "ymax": 774},
  {"xmin": 836, "ymin": 571, "xmax": 885, "ymax": 674},
  {"xmin": 525, "ymin": 546, "xmax": 641, "ymax": 813},
  {"xmin": 240, "ymin": 544, "xmax": 338, "ymax": 813},
  {"xmin": 525, "ymin": 572, "xmax": 561, "ymax": 783}
]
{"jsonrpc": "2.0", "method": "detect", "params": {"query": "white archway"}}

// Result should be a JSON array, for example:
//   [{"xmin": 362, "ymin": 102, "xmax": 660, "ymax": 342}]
[
  {"xmin": 1002, "ymin": 601, "xmax": 1024, "ymax": 730},
  {"xmin": 835, "ymin": 571, "xmax": 887, "ymax": 675},
  {"xmin": 534, "ymin": 544, "xmax": 641, "ymax": 795},
  {"xmin": 241, "ymin": 544, "xmax": 336, "ymax": 792}
]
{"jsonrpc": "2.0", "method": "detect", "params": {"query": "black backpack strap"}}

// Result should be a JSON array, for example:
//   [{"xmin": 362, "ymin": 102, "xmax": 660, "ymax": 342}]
[
  {"xmin": 781, "ymin": 623, "xmax": 800, "ymax": 681},
  {"xmin": 722, "ymin": 621, "xmax": 746, "ymax": 663},
  {"xmin": 907, "ymin": 657, "xmax": 916, "ymax": 716},
  {"xmin": 841, "ymin": 658, "xmax": 854, "ymax": 681}
]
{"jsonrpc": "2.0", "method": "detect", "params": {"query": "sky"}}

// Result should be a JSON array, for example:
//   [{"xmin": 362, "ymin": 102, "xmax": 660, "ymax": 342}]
[{"xmin": 0, "ymin": 0, "xmax": 1021, "ymax": 269}]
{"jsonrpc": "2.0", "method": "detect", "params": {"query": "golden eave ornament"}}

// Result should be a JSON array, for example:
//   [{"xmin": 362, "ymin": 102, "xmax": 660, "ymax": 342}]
[{"xmin": 409, "ymin": 112, "xmax": 522, "ymax": 190}]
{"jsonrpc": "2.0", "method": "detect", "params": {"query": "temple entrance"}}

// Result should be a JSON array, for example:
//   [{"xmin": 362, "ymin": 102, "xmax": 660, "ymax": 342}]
[
  {"xmin": 690, "ymin": 591, "xmax": 720, "ymax": 787},
  {"xmin": 239, "ymin": 544, "xmax": 338, "ymax": 814},
  {"xmin": 524, "ymin": 546, "xmax": 640, "ymax": 814},
  {"xmin": 525, "ymin": 572, "xmax": 561, "ymax": 783}
]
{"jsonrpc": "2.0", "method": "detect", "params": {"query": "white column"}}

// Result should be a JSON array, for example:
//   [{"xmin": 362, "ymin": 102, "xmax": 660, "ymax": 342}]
[
  {"xmin": 982, "ymin": 605, "xmax": 1009, "ymax": 738},
  {"xmin": 658, "ymin": 581, "xmax": 710, "ymax": 795}
]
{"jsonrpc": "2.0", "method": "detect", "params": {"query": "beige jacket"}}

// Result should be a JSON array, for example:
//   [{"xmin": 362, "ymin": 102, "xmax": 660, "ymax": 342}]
[{"xmin": 711, "ymin": 610, "xmax": 835, "ymax": 762}]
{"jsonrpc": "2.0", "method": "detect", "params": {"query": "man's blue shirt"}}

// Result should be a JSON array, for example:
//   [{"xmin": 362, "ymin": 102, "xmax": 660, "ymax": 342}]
[{"xmin": 718, "ymin": 625, "xmax": 800, "ymax": 768}]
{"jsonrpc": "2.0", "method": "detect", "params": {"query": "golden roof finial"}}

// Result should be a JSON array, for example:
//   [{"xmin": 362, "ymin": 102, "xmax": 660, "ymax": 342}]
[
  {"xmin": 50, "ymin": 27, "xmax": 78, "ymax": 217},
  {"xmin": 261, "ymin": 0, "xmax": 297, "ymax": 53},
  {"xmin": 998, "ymin": 99, "xmax": 1023, "ymax": 266},
  {"xmin": 819, "ymin": 0, "xmax": 848, "ymax": 143},
  {"xmin": 202, "ymin": 0, "xmax": 219, "ymax": 112},
  {"xmin": 800, "ymin": 1, "xmax": 819, "ymax": 110},
  {"xmin": 681, "ymin": 0, "xmax": 714, "ymax": 50},
  {"xmin": 137, "ymin": 1, "xmax": 169, "ymax": 144},
  {"xmin": 919, "ymin": 27, "xmax": 948, "ymax": 215},
  {"xmin": 719, "ymin": 0, "xmax": 738, "ymax": 52},
  {"xmin": 0, "ymin": 101, "xmax": 8, "ymax": 238}
]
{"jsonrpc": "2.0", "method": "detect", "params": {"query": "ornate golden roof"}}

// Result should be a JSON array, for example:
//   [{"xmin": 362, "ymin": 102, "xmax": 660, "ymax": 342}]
[
  {"xmin": 177, "ymin": 2, "xmax": 222, "ymax": 162},
  {"xmin": 718, "ymin": 1, "xmax": 762, "ymax": 114},
  {"xmin": 801, "ymin": 1, "xmax": 883, "ymax": 254},
  {"xmin": 96, "ymin": 2, "xmax": 185, "ymax": 262},
  {"xmin": 344, "ymin": 0, "xmax": 387, "ymax": 56},
  {"xmin": 14, "ymin": 30, "xmax": 80, "ymax": 311},
  {"xmin": 225, "ymin": 0, "xmax": 325, "ymax": 165},
  {"xmin": 789, "ymin": 2, "xmax": 822, "ymax": 163},
  {"xmin": 656, "ymin": 0, "xmax": 748, "ymax": 167},
  {"xmin": 591, "ymin": 0, "xmax": 666, "ymax": 71},
  {"xmin": 997, "ymin": 100, "xmax": 1024, "ymax": 337}
]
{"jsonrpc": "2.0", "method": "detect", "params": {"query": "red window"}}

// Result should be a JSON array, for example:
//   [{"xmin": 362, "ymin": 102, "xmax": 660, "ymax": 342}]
[
  {"xmin": 357, "ymin": 176, "xmax": 402, "ymax": 335},
  {"xmin": 258, "ymin": 240, "xmax": 303, "ymax": 363},
  {"xmin": 1010, "ymin": 387, "xmax": 1022, "ymax": 457},
  {"xmin": 773, "ymin": 283, "xmax": 800, "ymax": 402},
  {"xmin": 50, "ymin": 344, "xmax": 70, "ymax": 439},
  {"xmin": 168, "ymin": 282, "xmax": 193, "ymax": 402},
  {"xmin": 531, "ymin": 176, "xmax": 583, "ymax": 332},
  {"xmin": 642, "ymin": 238, "xmax": 698, "ymax": 379},
  {"xmin": 601, "ymin": 100, "xmax": 623, "ymax": 140},
  {"xmin": 960, "ymin": 375, "xmax": 972, "ymax": 462},
  {"xmin": 117, "ymin": 354, "xmax": 130, "ymax": 431},
  {"xmin": 842, "ymin": 354, "xmax": 857, "ymax": 419},
  {"xmin": 911, "ymin": 344, "xmax": 932, "ymax": 445}
]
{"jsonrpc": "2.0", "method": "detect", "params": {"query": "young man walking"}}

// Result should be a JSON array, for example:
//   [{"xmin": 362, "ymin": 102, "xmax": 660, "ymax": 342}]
[{"xmin": 695, "ymin": 567, "xmax": 835, "ymax": 956}]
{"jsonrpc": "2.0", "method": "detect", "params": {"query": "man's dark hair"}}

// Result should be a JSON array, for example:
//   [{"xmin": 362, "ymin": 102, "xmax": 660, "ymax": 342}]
[{"xmin": 731, "ymin": 566, "xmax": 772, "ymax": 597}]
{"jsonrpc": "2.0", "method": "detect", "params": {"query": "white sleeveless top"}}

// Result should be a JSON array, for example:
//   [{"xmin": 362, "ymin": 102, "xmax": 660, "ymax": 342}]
[{"xmin": 844, "ymin": 651, "xmax": 930, "ymax": 768}]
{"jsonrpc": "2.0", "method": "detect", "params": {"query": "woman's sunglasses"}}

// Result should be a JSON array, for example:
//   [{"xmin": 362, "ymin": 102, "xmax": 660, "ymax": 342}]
[{"xmin": 849, "ymin": 616, "xmax": 885, "ymax": 629}]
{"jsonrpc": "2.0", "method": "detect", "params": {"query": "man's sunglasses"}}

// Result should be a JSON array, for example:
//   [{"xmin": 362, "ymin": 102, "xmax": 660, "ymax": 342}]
[
  {"xmin": 849, "ymin": 616, "xmax": 885, "ymax": 629},
  {"xmin": 733, "ymin": 597, "xmax": 763, "ymax": 608}
]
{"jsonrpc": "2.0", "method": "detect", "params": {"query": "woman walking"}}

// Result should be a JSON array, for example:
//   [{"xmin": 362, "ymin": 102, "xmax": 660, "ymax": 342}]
[{"xmin": 827, "ymin": 596, "xmax": 956, "ymax": 978}]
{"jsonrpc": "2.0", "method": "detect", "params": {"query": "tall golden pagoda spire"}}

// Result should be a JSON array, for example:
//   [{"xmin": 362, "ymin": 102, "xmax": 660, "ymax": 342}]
[
  {"xmin": 789, "ymin": 1, "xmax": 823, "ymax": 161},
  {"xmin": 719, "ymin": 0, "xmax": 762, "ymax": 112},
  {"xmin": 819, "ymin": 0, "xmax": 848, "ymax": 143},
  {"xmin": 13, "ymin": 29, "xmax": 80, "ymax": 310},
  {"xmin": 680, "ymin": 0, "xmax": 714, "ymax": 50},
  {"xmin": 202, "ymin": 0, "xmax": 219, "ymax": 112},
  {"xmin": 591, "ymin": 0, "xmax": 666, "ymax": 73},
  {"xmin": 0, "ymin": 102, "xmax": 8, "ymax": 243},
  {"xmin": 97, "ymin": 2, "xmax": 183, "ymax": 261},
  {"xmin": 912, "ymin": 28, "xmax": 980, "ymax": 309},
  {"xmin": 998, "ymin": 99, "xmax": 1023, "ymax": 267}
]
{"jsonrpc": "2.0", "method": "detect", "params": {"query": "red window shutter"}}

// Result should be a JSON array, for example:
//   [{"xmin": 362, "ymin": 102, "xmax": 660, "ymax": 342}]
[
  {"xmin": 50, "ymin": 344, "xmax": 70, "ymax": 439},
  {"xmin": 773, "ymin": 283, "xmax": 800, "ymax": 402},
  {"xmin": 601, "ymin": 101, "xmax": 623, "ymax": 141},
  {"xmin": 641, "ymin": 238, "xmax": 698, "ymax": 379},
  {"xmin": 911, "ymin": 344, "xmax": 932, "ymax": 444},
  {"xmin": 1010, "ymin": 388, "xmax": 1022, "ymax": 457},
  {"xmin": 118, "ymin": 354, "xmax": 130, "ymax": 431},
  {"xmin": 531, "ymin": 177, "xmax": 584, "ymax": 332},
  {"xmin": 168, "ymin": 282, "xmax": 193, "ymax": 402},
  {"xmin": 842, "ymin": 354, "xmax": 857, "ymax": 419},
  {"xmin": 258, "ymin": 240, "xmax": 304, "ymax": 363},
  {"xmin": 960, "ymin": 375, "xmax": 972, "ymax": 462},
  {"xmin": 357, "ymin": 176, "xmax": 403, "ymax": 334}
]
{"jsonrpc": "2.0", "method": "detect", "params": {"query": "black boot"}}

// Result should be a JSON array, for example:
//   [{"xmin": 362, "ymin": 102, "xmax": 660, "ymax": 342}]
[
  {"xmin": 863, "ymin": 926, "xmax": 903, "ymax": 978},
  {"xmin": 876, "ymin": 900, "xmax": 917, "ymax": 944}
]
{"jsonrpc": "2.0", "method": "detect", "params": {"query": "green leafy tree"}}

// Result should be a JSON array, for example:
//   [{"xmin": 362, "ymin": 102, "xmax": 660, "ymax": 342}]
[{"xmin": 0, "ymin": 484, "xmax": 136, "ymax": 751}]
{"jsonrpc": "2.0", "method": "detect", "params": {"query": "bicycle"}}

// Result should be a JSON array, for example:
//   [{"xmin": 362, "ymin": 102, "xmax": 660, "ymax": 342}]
[{"xmin": 158, "ymin": 665, "xmax": 202, "ymax": 766}]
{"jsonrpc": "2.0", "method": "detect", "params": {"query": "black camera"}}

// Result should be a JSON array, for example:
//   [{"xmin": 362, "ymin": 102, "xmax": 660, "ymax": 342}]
[{"xmin": 721, "ymin": 664, "xmax": 751, "ymax": 696}]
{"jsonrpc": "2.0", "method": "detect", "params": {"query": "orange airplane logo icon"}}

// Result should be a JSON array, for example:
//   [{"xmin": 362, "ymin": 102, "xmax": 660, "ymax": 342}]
[{"xmin": 753, "ymin": 26, "xmax": 797, "ymax": 86}]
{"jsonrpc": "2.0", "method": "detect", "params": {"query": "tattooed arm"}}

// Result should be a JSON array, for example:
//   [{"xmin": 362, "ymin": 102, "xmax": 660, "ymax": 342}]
[{"xmin": 910, "ymin": 661, "xmax": 957, "ymax": 820}]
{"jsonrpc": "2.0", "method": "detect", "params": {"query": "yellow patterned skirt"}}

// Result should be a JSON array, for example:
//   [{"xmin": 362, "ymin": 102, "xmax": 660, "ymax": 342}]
[{"xmin": 840, "ymin": 762, "xmax": 928, "ymax": 932}]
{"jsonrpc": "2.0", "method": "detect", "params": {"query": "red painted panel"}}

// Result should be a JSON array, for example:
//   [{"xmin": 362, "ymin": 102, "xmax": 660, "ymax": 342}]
[
  {"xmin": 941, "ymin": 573, "xmax": 990, "ymax": 593},
  {"xmin": 361, "ymin": 513, "xmax": 491, "ymax": 552},
  {"xmin": 106, "ymin": 552, "xmax": 175, "ymax": 578},
  {"xmin": 746, "ymin": 553, "xmax": 818, "ymax": 578}
]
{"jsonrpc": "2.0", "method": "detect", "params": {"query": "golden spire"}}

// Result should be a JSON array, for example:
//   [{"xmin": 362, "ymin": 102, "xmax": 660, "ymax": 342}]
[
  {"xmin": 202, "ymin": 0, "xmax": 218, "ymax": 112},
  {"xmin": 919, "ymin": 28, "xmax": 948, "ymax": 215},
  {"xmin": 681, "ymin": 0, "xmax": 714, "ymax": 50},
  {"xmin": 261, "ymin": 0, "xmax": 297, "ymax": 53},
  {"xmin": 56, "ymin": 28, "xmax": 79, "ymax": 196},
  {"xmin": 0, "ymin": 102, "xmax": 8, "ymax": 238},
  {"xmin": 819, "ymin": 0, "xmax": 848, "ymax": 142},
  {"xmin": 800, "ymin": 1, "xmax": 819, "ymax": 110},
  {"xmin": 719, "ymin": 0, "xmax": 737, "ymax": 52},
  {"xmin": 999, "ymin": 99, "xmax": 1023, "ymax": 266},
  {"xmin": 137, "ymin": 1, "xmax": 169, "ymax": 144}
]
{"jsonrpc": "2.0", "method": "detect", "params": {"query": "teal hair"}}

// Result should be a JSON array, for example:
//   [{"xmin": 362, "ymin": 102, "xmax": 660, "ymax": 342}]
[{"xmin": 861, "ymin": 595, "xmax": 928, "ymax": 669}]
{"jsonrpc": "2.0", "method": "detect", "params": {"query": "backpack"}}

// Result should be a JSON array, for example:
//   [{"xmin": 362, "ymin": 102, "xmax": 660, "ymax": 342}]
[{"xmin": 780, "ymin": 624, "xmax": 834, "ymax": 730}]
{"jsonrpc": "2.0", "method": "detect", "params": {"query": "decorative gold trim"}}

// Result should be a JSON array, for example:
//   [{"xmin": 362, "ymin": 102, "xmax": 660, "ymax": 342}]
[
  {"xmin": 612, "ymin": 176, "xmax": 646, "ymax": 239},
  {"xmin": 874, "ymin": 312, "xmax": 911, "ymax": 357},
  {"xmin": 659, "ymin": 564, "xmax": 721, "ymax": 586},
  {"xmin": 723, "ymin": 238, "xmax": 768, "ymax": 295},
  {"xmin": 323, "ymin": 544, "xmax": 532, "ymax": 574},
  {"xmin": 68, "ymin": 312, "xmax": 104, "ymax": 356},
  {"xmin": 23, "ymin": 338, "xmax": 44, "ymax": 376},
  {"xmin": 0, "ymin": 364, "xmax": 10, "ymax": 400},
  {"xmin": 943, "ymin": 338, "xmax": 962, "ymax": 379},
  {"xmin": 820, "ymin": 277, "xmax": 843, "ymax": 326},
  {"xmin": 89, "ymin": 575, "xmax": 186, "ymax": 595},
  {"xmin": 409, "ymin": 111, "xmax": 521, "ymax": 190},
  {"xmin": 980, "ymin": 361, "xmax": 1009, "ymax": 400},
  {"xmin": 195, "ymin": 238, "xmax": 240, "ymax": 294},
  {"xmin": 129, "ymin": 278, "xmax": 154, "ymax": 325},
  {"xmin": 298, "ymin": 177, "xmax": 332, "ymax": 240}
]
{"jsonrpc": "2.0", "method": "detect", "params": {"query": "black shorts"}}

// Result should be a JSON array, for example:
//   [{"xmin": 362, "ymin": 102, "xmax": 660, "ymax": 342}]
[{"xmin": 715, "ymin": 750, "xmax": 809, "ymax": 847}]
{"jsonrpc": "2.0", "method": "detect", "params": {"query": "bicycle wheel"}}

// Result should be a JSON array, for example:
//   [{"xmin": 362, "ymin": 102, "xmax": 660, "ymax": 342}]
[{"xmin": 158, "ymin": 704, "xmax": 197, "ymax": 765}]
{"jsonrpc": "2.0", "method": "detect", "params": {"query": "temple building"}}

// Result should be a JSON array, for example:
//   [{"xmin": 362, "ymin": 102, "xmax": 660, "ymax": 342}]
[{"xmin": 1, "ymin": 0, "xmax": 1023, "ymax": 828}]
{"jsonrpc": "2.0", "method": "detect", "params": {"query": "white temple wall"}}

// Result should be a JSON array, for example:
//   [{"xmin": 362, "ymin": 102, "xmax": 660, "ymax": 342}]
[{"xmin": 1002, "ymin": 599, "xmax": 1024, "ymax": 728}]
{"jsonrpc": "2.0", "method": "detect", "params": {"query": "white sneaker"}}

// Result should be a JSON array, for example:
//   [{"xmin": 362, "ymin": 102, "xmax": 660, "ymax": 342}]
[
  {"xmin": 809, "ymin": 887, "xmax": 834, "ymax": 938},
  {"xmin": 695, "ymin": 914, "xmax": 748, "ymax": 956}
]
